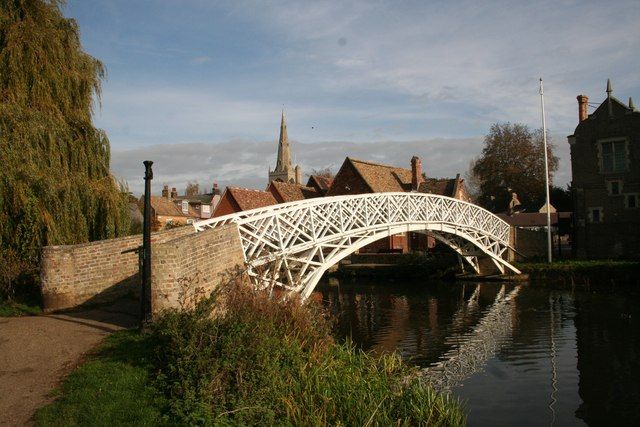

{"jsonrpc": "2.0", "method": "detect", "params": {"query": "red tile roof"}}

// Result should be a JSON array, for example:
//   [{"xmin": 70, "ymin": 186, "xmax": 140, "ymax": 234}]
[
  {"xmin": 347, "ymin": 158, "xmax": 413, "ymax": 193},
  {"xmin": 227, "ymin": 187, "xmax": 277, "ymax": 211},
  {"xmin": 418, "ymin": 178, "xmax": 456, "ymax": 197},
  {"xmin": 149, "ymin": 196, "xmax": 198, "ymax": 217},
  {"xmin": 307, "ymin": 175, "xmax": 334, "ymax": 193},
  {"xmin": 268, "ymin": 181, "xmax": 320, "ymax": 203}
]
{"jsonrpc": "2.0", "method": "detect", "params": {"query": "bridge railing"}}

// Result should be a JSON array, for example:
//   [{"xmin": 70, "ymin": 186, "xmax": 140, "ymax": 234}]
[{"xmin": 195, "ymin": 192, "xmax": 511, "ymax": 245}]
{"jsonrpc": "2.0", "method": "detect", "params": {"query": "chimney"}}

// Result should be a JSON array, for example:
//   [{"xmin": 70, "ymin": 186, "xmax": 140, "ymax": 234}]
[
  {"xmin": 170, "ymin": 187, "xmax": 178, "ymax": 199},
  {"xmin": 577, "ymin": 95, "xmax": 589, "ymax": 122},
  {"xmin": 411, "ymin": 156, "xmax": 423, "ymax": 191},
  {"xmin": 212, "ymin": 182, "xmax": 220, "ymax": 195},
  {"xmin": 162, "ymin": 185, "xmax": 169, "ymax": 198}
]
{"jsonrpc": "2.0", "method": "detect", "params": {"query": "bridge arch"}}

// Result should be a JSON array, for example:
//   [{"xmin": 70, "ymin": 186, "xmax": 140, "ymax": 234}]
[{"xmin": 195, "ymin": 192, "xmax": 520, "ymax": 299}]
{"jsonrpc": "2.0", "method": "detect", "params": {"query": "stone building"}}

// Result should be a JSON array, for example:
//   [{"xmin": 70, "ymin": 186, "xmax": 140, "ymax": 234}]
[
  {"xmin": 568, "ymin": 80, "xmax": 639, "ymax": 258},
  {"xmin": 268, "ymin": 110, "xmax": 302, "ymax": 184}
]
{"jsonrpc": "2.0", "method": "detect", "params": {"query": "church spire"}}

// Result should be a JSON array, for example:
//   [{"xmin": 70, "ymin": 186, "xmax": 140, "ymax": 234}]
[
  {"xmin": 275, "ymin": 109, "xmax": 292, "ymax": 172},
  {"xmin": 268, "ymin": 109, "xmax": 301, "ymax": 184},
  {"xmin": 606, "ymin": 78, "xmax": 613, "ymax": 117}
]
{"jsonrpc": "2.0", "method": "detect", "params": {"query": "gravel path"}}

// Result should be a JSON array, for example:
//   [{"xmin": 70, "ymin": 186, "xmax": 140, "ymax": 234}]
[{"xmin": 0, "ymin": 301, "xmax": 138, "ymax": 426}]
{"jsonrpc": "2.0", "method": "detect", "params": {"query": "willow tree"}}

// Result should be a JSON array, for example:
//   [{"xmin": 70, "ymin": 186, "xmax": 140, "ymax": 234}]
[{"xmin": 0, "ymin": 0, "xmax": 130, "ymax": 269}]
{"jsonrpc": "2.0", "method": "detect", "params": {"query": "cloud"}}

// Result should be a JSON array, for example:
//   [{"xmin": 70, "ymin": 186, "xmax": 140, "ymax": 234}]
[{"xmin": 112, "ymin": 134, "xmax": 571, "ymax": 196}]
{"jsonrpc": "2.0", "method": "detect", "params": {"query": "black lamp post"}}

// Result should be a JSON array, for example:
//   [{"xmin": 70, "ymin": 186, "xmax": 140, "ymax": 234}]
[{"xmin": 141, "ymin": 160, "xmax": 153, "ymax": 323}]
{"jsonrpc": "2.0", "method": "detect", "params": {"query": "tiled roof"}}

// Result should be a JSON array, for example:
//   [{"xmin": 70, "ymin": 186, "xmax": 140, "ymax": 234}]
[
  {"xmin": 418, "ymin": 178, "xmax": 456, "ymax": 197},
  {"xmin": 348, "ymin": 158, "xmax": 412, "ymax": 192},
  {"xmin": 498, "ymin": 212, "xmax": 559, "ymax": 227},
  {"xmin": 307, "ymin": 175, "xmax": 334, "ymax": 192},
  {"xmin": 174, "ymin": 194, "xmax": 215, "ymax": 204},
  {"xmin": 269, "ymin": 181, "xmax": 320, "ymax": 203},
  {"xmin": 227, "ymin": 187, "xmax": 277, "ymax": 211},
  {"xmin": 150, "ymin": 196, "xmax": 198, "ymax": 217},
  {"xmin": 498, "ymin": 212, "xmax": 572, "ymax": 227}
]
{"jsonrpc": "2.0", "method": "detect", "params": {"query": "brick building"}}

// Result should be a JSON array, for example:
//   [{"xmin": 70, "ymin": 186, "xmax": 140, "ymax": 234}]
[
  {"xmin": 326, "ymin": 156, "xmax": 469, "ymax": 253},
  {"xmin": 267, "ymin": 180, "xmax": 320, "ymax": 203},
  {"xmin": 568, "ymin": 80, "xmax": 639, "ymax": 258},
  {"xmin": 148, "ymin": 194, "xmax": 199, "ymax": 230},
  {"xmin": 212, "ymin": 187, "xmax": 278, "ymax": 217},
  {"xmin": 306, "ymin": 175, "xmax": 334, "ymax": 196},
  {"xmin": 170, "ymin": 183, "xmax": 222, "ymax": 220}
]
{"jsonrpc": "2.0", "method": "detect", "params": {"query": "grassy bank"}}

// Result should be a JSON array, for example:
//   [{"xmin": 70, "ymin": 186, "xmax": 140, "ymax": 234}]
[
  {"xmin": 36, "ymin": 283, "xmax": 464, "ymax": 426},
  {"xmin": 0, "ymin": 301, "xmax": 41, "ymax": 317},
  {"xmin": 518, "ymin": 259, "xmax": 640, "ymax": 287}
]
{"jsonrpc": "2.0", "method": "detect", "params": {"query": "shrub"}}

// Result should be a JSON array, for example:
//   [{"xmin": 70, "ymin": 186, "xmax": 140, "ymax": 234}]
[{"xmin": 148, "ymin": 280, "xmax": 464, "ymax": 426}]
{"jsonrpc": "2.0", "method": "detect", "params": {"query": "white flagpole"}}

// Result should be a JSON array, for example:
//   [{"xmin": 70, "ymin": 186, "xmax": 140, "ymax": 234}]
[{"xmin": 539, "ymin": 78, "xmax": 552, "ymax": 263}]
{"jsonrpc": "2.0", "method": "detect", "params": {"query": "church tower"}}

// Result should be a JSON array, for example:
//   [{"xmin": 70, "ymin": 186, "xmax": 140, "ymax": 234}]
[{"xmin": 268, "ymin": 110, "xmax": 301, "ymax": 184}]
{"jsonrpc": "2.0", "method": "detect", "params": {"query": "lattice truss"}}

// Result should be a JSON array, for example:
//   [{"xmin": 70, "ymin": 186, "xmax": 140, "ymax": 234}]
[{"xmin": 194, "ymin": 192, "xmax": 521, "ymax": 299}]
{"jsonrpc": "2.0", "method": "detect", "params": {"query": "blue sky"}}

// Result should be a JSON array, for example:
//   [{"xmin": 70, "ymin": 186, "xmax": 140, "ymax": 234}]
[{"xmin": 64, "ymin": 0, "xmax": 640, "ymax": 194}]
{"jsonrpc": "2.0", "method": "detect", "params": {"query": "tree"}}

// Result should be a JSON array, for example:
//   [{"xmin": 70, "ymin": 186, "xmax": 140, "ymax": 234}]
[
  {"xmin": 309, "ymin": 167, "xmax": 334, "ymax": 179},
  {"xmin": 185, "ymin": 182, "xmax": 200, "ymax": 196},
  {"xmin": 0, "ymin": 1, "xmax": 130, "ymax": 273},
  {"xmin": 550, "ymin": 185, "xmax": 572, "ymax": 212},
  {"xmin": 470, "ymin": 123, "xmax": 558, "ymax": 212}
]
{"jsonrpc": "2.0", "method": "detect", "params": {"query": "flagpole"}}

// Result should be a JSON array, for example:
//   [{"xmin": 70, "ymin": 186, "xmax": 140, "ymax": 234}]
[{"xmin": 539, "ymin": 78, "xmax": 552, "ymax": 263}]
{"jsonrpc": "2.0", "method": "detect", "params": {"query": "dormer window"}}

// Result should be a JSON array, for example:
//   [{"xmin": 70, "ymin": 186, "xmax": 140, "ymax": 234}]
[{"xmin": 598, "ymin": 138, "xmax": 628, "ymax": 173}]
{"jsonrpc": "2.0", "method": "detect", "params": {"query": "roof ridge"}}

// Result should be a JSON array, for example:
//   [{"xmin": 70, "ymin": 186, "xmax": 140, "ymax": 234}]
[{"xmin": 348, "ymin": 157, "xmax": 408, "ymax": 170}]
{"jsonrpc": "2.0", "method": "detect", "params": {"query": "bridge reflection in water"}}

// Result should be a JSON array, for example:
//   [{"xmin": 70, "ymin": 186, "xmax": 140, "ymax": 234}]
[{"xmin": 314, "ymin": 279, "xmax": 640, "ymax": 426}]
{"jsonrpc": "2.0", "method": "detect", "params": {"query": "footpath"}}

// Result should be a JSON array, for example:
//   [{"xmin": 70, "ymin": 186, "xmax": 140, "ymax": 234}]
[{"xmin": 0, "ymin": 300, "xmax": 137, "ymax": 426}]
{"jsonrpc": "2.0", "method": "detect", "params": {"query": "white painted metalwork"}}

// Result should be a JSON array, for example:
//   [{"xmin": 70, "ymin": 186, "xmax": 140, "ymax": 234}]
[{"xmin": 194, "ymin": 192, "xmax": 520, "ymax": 299}]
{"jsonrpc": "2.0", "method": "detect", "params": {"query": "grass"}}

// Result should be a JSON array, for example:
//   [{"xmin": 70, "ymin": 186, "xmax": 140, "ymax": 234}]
[
  {"xmin": 34, "ymin": 331, "xmax": 164, "ymax": 426},
  {"xmin": 517, "ymin": 259, "xmax": 640, "ymax": 287},
  {"xmin": 0, "ymin": 300, "xmax": 41, "ymax": 317},
  {"xmin": 517, "ymin": 259, "xmax": 640, "ymax": 270},
  {"xmin": 35, "ymin": 281, "xmax": 465, "ymax": 426}
]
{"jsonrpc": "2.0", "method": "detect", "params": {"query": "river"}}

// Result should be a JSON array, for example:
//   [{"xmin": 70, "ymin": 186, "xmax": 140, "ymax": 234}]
[{"xmin": 314, "ymin": 278, "xmax": 640, "ymax": 426}]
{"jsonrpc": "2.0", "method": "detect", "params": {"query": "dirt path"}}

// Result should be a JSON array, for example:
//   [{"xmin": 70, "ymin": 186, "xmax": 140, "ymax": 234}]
[{"xmin": 0, "ymin": 300, "xmax": 138, "ymax": 426}]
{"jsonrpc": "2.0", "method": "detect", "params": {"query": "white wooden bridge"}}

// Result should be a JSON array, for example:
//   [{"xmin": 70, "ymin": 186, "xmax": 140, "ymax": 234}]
[{"xmin": 194, "ymin": 192, "xmax": 520, "ymax": 299}]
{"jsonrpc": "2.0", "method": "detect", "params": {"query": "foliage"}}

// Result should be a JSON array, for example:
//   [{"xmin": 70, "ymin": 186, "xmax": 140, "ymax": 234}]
[
  {"xmin": 34, "ymin": 331, "xmax": 164, "ymax": 426},
  {"xmin": 149, "ymin": 281, "xmax": 465, "ymax": 426},
  {"xmin": 310, "ymin": 167, "xmax": 335, "ymax": 179},
  {"xmin": 0, "ymin": 0, "xmax": 130, "ymax": 286},
  {"xmin": 0, "ymin": 301, "xmax": 42, "ymax": 316},
  {"xmin": 550, "ymin": 184, "xmax": 572, "ymax": 212},
  {"xmin": 185, "ymin": 181, "xmax": 200, "ymax": 196},
  {"xmin": 470, "ymin": 123, "xmax": 559, "ymax": 212}
]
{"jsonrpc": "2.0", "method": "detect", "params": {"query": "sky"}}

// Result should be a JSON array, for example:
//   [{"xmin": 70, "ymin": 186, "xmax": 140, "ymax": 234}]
[{"xmin": 64, "ymin": 0, "xmax": 640, "ymax": 195}]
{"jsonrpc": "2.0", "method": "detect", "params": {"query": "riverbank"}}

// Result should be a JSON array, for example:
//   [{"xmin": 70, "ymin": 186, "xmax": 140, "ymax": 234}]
[
  {"xmin": 35, "ymin": 283, "xmax": 464, "ymax": 426},
  {"xmin": 518, "ymin": 259, "xmax": 640, "ymax": 287}
]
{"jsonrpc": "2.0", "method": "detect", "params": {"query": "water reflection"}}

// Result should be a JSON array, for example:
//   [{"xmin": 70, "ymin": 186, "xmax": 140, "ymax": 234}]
[{"xmin": 314, "ymin": 278, "xmax": 640, "ymax": 426}]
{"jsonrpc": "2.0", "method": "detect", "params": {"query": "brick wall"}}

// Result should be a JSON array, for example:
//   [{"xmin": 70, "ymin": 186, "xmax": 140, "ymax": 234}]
[
  {"xmin": 151, "ymin": 224, "xmax": 245, "ymax": 315},
  {"xmin": 326, "ymin": 161, "xmax": 371, "ymax": 196},
  {"xmin": 41, "ymin": 226, "xmax": 194, "ymax": 312},
  {"xmin": 509, "ymin": 227, "xmax": 547, "ymax": 261}
]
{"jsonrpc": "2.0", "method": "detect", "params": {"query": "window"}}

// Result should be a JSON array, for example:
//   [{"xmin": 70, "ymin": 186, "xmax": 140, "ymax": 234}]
[
  {"xmin": 607, "ymin": 180, "xmax": 623, "ymax": 195},
  {"xmin": 202, "ymin": 205, "xmax": 211, "ymax": 214},
  {"xmin": 181, "ymin": 200, "xmax": 189, "ymax": 214},
  {"xmin": 588, "ymin": 207, "xmax": 603, "ymax": 223},
  {"xmin": 626, "ymin": 194, "xmax": 638, "ymax": 209},
  {"xmin": 599, "ymin": 139, "xmax": 627, "ymax": 173}
]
